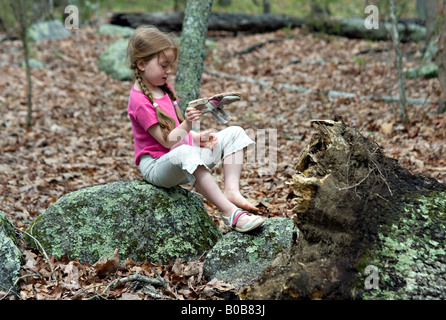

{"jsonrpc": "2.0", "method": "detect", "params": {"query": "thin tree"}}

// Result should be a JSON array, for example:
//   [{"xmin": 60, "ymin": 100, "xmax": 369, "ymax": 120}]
[
  {"xmin": 262, "ymin": 0, "xmax": 271, "ymax": 14},
  {"xmin": 416, "ymin": 0, "xmax": 438, "ymax": 63},
  {"xmin": 389, "ymin": 0, "xmax": 408, "ymax": 123},
  {"xmin": 0, "ymin": 0, "xmax": 47, "ymax": 127},
  {"xmin": 424, "ymin": 0, "xmax": 439, "ymax": 53},
  {"xmin": 437, "ymin": 0, "xmax": 446, "ymax": 113},
  {"xmin": 175, "ymin": 0, "xmax": 214, "ymax": 114}
]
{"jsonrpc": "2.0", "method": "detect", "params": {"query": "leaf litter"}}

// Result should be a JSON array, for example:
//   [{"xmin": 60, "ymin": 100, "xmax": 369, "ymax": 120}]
[{"xmin": 0, "ymin": 25, "xmax": 444, "ymax": 300}]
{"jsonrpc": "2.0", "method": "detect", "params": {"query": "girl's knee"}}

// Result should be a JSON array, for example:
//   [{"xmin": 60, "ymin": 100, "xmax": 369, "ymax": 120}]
[
  {"xmin": 169, "ymin": 144, "xmax": 204, "ymax": 166},
  {"xmin": 223, "ymin": 125, "xmax": 245, "ymax": 139},
  {"xmin": 228, "ymin": 125, "xmax": 244, "ymax": 134},
  {"xmin": 171, "ymin": 144, "xmax": 199, "ymax": 158},
  {"xmin": 230, "ymin": 126, "xmax": 252, "ymax": 143},
  {"xmin": 175, "ymin": 144, "xmax": 195, "ymax": 152}
]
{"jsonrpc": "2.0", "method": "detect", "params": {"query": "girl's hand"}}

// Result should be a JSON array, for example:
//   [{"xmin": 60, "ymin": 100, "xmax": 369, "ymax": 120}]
[
  {"xmin": 199, "ymin": 130, "xmax": 218, "ymax": 150},
  {"xmin": 184, "ymin": 107, "xmax": 201, "ymax": 123}
]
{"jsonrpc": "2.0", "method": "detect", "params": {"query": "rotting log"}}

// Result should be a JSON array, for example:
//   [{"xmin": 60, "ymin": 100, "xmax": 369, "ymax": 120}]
[
  {"xmin": 239, "ymin": 118, "xmax": 446, "ymax": 300},
  {"xmin": 109, "ymin": 12, "xmax": 303, "ymax": 34},
  {"xmin": 109, "ymin": 12, "xmax": 425, "ymax": 41},
  {"xmin": 305, "ymin": 16, "xmax": 426, "ymax": 42}
]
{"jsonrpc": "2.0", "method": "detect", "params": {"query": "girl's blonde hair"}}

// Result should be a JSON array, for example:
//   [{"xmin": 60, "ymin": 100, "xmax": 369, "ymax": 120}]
[{"xmin": 127, "ymin": 25, "xmax": 184, "ymax": 140}]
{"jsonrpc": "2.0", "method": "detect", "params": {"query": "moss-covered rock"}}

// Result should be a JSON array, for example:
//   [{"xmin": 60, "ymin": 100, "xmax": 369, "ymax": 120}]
[
  {"xmin": 28, "ymin": 20, "xmax": 71, "ymax": 42},
  {"xmin": 27, "ymin": 180, "xmax": 222, "ymax": 265},
  {"xmin": 203, "ymin": 217, "xmax": 297, "ymax": 290},
  {"xmin": 98, "ymin": 38, "xmax": 132, "ymax": 81},
  {"xmin": 21, "ymin": 58, "xmax": 44, "ymax": 69},
  {"xmin": 0, "ymin": 211, "xmax": 22, "ymax": 296},
  {"xmin": 406, "ymin": 64, "xmax": 438, "ymax": 79},
  {"xmin": 357, "ymin": 190, "xmax": 446, "ymax": 300},
  {"xmin": 98, "ymin": 24, "xmax": 134, "ymax": 37}
]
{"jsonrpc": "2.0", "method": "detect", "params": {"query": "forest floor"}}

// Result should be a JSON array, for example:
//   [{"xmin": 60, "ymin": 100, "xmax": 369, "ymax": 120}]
[{"xmin": 0, "ymin": 25, "xmax": 444, "ymax": 300}]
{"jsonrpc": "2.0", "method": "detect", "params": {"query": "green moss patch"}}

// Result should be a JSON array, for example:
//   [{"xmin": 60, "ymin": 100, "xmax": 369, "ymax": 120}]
[
  {"xmin": 27, "ymin": 180, "xmax": 222, "ymax": 265},
  {"xmin": 359, "ymin": 190, "xmax": 446, "ymax": 300}
]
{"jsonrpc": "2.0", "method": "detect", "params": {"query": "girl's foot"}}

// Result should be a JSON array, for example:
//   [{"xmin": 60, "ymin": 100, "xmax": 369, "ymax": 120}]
[
  {"xmin": 224, "ymin": 191, "xmax": 259, "ymax": 212},
  {"xmin": 222, "ymin": 209, "xmax": 264, "ymax": 233}
]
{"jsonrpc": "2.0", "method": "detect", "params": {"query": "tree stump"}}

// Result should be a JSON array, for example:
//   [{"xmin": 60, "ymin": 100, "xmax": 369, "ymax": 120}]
[{"xmin": 240, "ymin": 118, "xmax": 446, "ymax": 300}]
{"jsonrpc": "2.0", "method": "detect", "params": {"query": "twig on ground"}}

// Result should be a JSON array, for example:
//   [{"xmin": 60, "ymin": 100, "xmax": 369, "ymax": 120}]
[
  {"xmin": 70, "ymin": 283, "xmax": 108, "ymax": 300},
  {"xmin": 14, "ymin": 227, "xmax": 57, "ymax": 281},
  {"xmin": 0, "ymin": 273, "xmax": 41, "ymax": 300},
  {"xmin": 88, "ymin": 272, "xmax": 167, "ymax": 300}
]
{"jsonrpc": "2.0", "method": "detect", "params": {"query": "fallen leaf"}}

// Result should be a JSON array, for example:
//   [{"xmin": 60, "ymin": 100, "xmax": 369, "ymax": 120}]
[
  {"xmin": 380, "ymin": 122, "xmax": 393, "ymax": 135},
  {"xmin": 93, "ymin": 248, "xmax": 122, "ymax": 277}
]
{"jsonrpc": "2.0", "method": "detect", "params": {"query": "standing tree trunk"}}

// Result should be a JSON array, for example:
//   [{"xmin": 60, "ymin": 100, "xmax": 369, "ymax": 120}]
[
  {"xmin": 12, "ymin": 0, "xmax": 34, "ymax": 128},
  {"xmin": 416, "ymin": 0, "xmax": 426, "ymax": 19},
  {"xmin": 425, "ymin": 0, "xmax": 438, "ymax": 47},
  {"xmin": 263, "ymin": 0, "xmax": 271, "ymax": 14},
  {"xmin": 175, "ymin": 0, "xmax": 214, "ymax": 114},
  {"xmin": 23, "ymin": 31, "xmax": 33, "ymax": 127},
  {"xmin": 173, "ymin": 0, "xmax": 187, "ymax": 11},
  {"xmin": 438, "ymin": 0, "xmax": 446, "ymax": 113},
  {"xmin": 389, "ymin": 0, "xmax": 408, "ymax": 123},
  {"xmin": 309, "ymin": 0, "xmax": 331, "ymax": 16},
  {"xmin": 1, "ymin": 0, "xmax": 47, "ymax": 128}
]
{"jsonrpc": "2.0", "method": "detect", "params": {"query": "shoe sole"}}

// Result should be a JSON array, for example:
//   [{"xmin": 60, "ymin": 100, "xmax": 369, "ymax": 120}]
[
  {"xmin": 188, "ymin": 92, "xmax": 241, "ymax": 111},
  {"xmin": 234, "ymin": 217, "xmax": 265, "ymax": 233}
]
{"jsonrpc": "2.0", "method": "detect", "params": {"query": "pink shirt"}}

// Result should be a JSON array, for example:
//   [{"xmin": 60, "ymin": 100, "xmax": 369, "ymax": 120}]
[{"xmin": 128, "ymin": 85, "xmax": 193, "ymax": 165}]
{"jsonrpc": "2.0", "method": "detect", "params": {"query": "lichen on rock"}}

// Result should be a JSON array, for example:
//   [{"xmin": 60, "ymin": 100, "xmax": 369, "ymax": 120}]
[
  {"xmin": 203, "ymin": 217, "xmax": 297, "ymax": 291},
  {"xmin": 98, "ymin": 38, "xmax": 132, "ymax": 81},
  {"xmin": 359, "ymin": 190, "xmax": 446, "ymax": 300},
  {"xmin": 0, "ymin": 211, "xmax": 22, "ymax": 296},
  {"xmin": 27, "ymin": 180, "xmax": 222, "ymax": 265}
]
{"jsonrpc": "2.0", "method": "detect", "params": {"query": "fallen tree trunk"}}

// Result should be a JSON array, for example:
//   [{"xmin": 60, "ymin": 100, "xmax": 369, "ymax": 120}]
[
  {"xmin": 109, "ymin": 12, "xmax": 426, "ymax": 41},
  {"xmin": 307, "ymin": 16, "xmax": 426, "ymax": 42},
  {"xmin": 239, "ymin": 118, "xmax": 446, "ymax": 300},
  {"xmin": 110, "ymin": 12, "xmax": 303, "ymax": 34}
]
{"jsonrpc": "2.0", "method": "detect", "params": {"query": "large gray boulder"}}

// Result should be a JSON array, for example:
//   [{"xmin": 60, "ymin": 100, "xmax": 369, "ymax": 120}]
[
  {"xmin": 21, "ymin": 58, "xmax": 44, "ymax": 69},
  {"xmin": 28, "ymin": 20, "xmax": 71, "ymax": 42},
  {"xmin": 406, "ymin": 64, "xmax": 438, "ymax": 79},
  {"xmin": 98, "ymin": 24, "xmax": 134, "ymax": 37},
  {"xmin": 27, "ymin": 180, "xmax": 222, "ymax": 265},
  {"xmin": 203, "ymin": 217, "xmax": 297, "ymax": 290},
  {"xmin": 98, "ymin": 38, "xmax": 132, "ymax": 81},
  {"xmin": 0, "ymin": 211, "xmax": 22, "ymax": 296}
]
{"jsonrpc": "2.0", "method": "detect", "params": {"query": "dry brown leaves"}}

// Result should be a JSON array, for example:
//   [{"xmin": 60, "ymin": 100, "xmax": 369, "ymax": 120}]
[
  {"xmin": 0, "ymin": 24, "xmax": 445, "ymax": 300},
  {"xmin": 11, "ymin": 247, "xmax": 235, "ymax": 300}
]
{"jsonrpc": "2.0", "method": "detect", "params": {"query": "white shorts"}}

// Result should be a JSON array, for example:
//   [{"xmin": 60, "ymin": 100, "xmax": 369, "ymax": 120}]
[{"xmin": 139, "ymin": 126, "xmax": 255, "ymax": 187}]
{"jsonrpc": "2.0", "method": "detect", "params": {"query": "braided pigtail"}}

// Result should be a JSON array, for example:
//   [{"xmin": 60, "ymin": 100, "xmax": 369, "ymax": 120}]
[
  {"xmin": 133, "ymin": 67, "xmax": 176, "ymax": 141},
  {"xmin": 161, "ymin": 83, "xmax": 184, "ymax": 123}
]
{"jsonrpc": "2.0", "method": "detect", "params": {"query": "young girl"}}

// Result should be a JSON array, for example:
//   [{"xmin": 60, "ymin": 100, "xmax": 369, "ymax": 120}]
[{"xmin": 126, "ymin": 25, "xmax": 264, "ymax": 233}]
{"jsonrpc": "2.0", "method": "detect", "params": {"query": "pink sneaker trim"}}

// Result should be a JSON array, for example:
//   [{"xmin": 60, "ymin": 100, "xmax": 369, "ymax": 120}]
[{"xmin": 231, "ymin": 210, "xmax": 248, "ymax": 228}]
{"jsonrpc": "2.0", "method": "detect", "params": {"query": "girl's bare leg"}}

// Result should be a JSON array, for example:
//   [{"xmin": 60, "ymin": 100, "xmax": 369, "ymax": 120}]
[
  {"xmin": 193, "ymin": 165, "xmax": 236, "ymax": 216},
  {"xmin": 193, "ymin": 165, "xmax": 258, "ymax": 225},
  {"xmin": 222, "ymin": 149, "xmax": 259, "ymax": 212}
]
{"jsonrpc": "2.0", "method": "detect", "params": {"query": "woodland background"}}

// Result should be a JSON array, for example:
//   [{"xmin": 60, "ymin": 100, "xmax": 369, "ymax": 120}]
[{"xmin": 0, "ymin": 0, "xmax": 445, "ymax": 300}]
